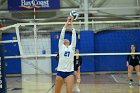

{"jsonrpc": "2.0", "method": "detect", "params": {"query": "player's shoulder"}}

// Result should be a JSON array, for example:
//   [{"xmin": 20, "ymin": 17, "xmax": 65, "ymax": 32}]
[
  {"xmin": 69, "ymin": 45, "xmax": 75, "ymax": 50},
  {"xmin": 62, "ymin": 44, "xmax": 65, "ymax": 47},
  {"xmin": 60, "ymin": 44, "xmax": 65, "ymax": 48},
  {"xmin": 59, "ymin": 44, "xmax": 65, "ymax": 50}
]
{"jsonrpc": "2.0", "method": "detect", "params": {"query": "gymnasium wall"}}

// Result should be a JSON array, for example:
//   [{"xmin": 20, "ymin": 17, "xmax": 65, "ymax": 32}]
[
  {"xmin": 2, "ymin": 33, "xmax": 21, "ymax": 74},
  {"xmin": 80, "ymin": 31, "xmax": 95, "ymax": 72},
  {"xmin": 94, "ymin": 29, "xmax": 140, "ymax": 71}
]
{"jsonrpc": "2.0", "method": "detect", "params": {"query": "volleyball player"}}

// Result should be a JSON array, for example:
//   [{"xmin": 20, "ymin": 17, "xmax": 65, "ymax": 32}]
[
  {"xmin": 73, "ymin": 49, "xmax": 82, "ymax": 92},
  {"xmin": 126, "ymin": 44, "xmax": 140, "ymax": 86},
  {"xmin": 54, "ymin": 16, "xmax": 76, "ymax": 93}
]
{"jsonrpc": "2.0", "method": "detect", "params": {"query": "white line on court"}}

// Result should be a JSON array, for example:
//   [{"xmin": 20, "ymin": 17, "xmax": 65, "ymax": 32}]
[{"xmin": 111, "ymin": 75, "xmax": 119, "ymax": 83}]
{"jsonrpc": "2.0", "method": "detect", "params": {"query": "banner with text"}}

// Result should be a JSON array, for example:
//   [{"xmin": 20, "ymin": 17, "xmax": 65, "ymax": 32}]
[{"xmin": 8, "ymin": 0, "xmax": 60, "ymax": 10}]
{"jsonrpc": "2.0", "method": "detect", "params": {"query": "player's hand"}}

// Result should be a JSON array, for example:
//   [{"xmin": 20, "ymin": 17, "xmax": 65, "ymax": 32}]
[
  {"xmin": 64, "ymin": 16, "xmax": 71, "ymax": 27},
  {"xmin": 67, "ymin": 16, "xmax": 72, "ymax": 25},
  {"xmin": 68, "ymin": 16, "xmax": 74, "ymax": 28},
  {"xmin": 70, "ymin": 16, "xmax": 74, "ymax": 23},
  {"xmin": 64, "ymin": 16, "xmax": 74, "ymax": 28}
]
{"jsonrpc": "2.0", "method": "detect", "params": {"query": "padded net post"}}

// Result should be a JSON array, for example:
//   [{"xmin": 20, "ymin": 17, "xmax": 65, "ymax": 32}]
[{"xmin": 0, "ymin": 38, "xmax": 7, "ymax": 93}]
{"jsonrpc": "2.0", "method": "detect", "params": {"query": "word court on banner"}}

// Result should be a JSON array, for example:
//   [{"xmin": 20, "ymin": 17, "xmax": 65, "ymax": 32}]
[{"xmin": 8, "ymin": 0, "xmax": 60, "ymax": 10}]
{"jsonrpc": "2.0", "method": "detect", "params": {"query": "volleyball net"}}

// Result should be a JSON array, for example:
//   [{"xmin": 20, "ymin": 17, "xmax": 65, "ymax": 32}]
[
  {"xmin": 0, "ymin": 21, "xmax": 140, "ymax": 73},
  {"xmin": 0, "ymin": 20, "xmax": 140, "ymax": 57}
]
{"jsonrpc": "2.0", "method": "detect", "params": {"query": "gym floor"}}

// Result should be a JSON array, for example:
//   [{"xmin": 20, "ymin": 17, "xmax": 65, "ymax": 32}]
[{"xmin": 6, "ymin": 73, "xmax": 140, "ymax": 93}]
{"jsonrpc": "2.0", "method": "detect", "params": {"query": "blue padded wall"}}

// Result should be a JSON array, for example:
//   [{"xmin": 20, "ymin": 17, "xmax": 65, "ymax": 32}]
[
  {"xmin": 80, "ymin": 31, "xmax": 95, "ymax": 72},
  {"xmin": 2, "ymin": 33, "xmax": 21, "ymax": 74},
  {"xmin": 94, "ymin": 29, "xmax": 140, "ymax": 71}
]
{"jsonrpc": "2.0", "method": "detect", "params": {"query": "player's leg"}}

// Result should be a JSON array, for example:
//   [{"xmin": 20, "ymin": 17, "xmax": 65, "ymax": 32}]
[
  {"xmin": 76, "ymin": 66, "xmax": 81, "ymax": 88},
  {"xmin": 128, "ymin": 65, "xmax": 134, "ymax": 85},
  {"xmin": 65, "ymin": 75, "xmax": 74, "ymax": 93},
  {"xmin": 135, "ymin": 65, "xmax": 140, "ymax": 86},
  {"xmin": 73, "ymin": 66, "xmax": 80, "ymax": 92},
  {"xmin": 54, "ymin": 76, "xmax": 64, "ymax": 93}
]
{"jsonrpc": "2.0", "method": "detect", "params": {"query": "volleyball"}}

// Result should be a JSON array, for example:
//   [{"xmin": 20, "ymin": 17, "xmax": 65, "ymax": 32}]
[{"xmin": 70, "ymin": 10, "xmax": 79, "ymax": 20}]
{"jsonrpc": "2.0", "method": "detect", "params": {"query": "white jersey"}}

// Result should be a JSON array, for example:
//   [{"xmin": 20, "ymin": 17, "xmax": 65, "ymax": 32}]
[{"xmin": 57, "ymin": 27, "xmax": 76, "ymax": 72}]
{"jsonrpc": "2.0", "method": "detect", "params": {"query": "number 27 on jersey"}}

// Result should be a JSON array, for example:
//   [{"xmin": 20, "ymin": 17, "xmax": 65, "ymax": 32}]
[{"xmin": 64, "ymin": 51, "xmax": 70, "ymax": 57}]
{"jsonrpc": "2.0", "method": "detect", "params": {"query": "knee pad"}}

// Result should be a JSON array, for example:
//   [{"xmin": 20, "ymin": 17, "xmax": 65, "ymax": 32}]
[
  {"xmin": 137, "ymin": 72, "xmax": 140, "ymax": 76},
  {"xmin": 128, "ymin": 73, "xmax": 132, "ymax": 77}
]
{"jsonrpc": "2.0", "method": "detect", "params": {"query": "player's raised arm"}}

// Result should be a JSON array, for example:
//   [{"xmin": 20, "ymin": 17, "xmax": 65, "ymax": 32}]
[
  {"xmin": 58, "ymin": 18, "xmax": 69, "ymax": 48},
  {"xmin": 71, "ymin": 17, "xmax": 76, "ymax": 48}
]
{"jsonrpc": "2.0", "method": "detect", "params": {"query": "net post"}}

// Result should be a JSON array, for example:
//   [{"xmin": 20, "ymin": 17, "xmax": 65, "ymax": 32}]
[
  {"xmin": 0, "ymin": 23, "xmax": 7, "ymax": 93},
  {"xmin": 0, "ymin": 34, "xmax": 7, "ymax": 93},
  {"xmin": 15, "ymin": 24, "xmax": 24, "ymax": 56}
]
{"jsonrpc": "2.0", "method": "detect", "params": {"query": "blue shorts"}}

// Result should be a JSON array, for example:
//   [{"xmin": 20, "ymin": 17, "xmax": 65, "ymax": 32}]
[{"xmin": 57, "ymin": 71, "xmax": 74, "ymax": 78}]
